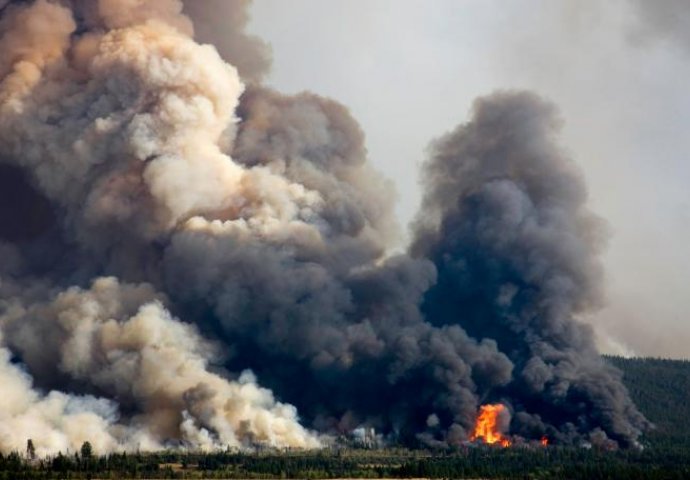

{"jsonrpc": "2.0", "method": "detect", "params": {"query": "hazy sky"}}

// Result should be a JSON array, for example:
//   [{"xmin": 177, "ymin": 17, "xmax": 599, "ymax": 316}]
[{"xmin": 246, "ymin": 0, "xmax": 690, "ymax": 358}]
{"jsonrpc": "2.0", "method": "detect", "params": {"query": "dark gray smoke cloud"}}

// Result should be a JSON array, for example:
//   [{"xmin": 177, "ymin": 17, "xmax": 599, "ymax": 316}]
[
  {"xmin": 628, "ymin": 0, "xmax": 690, "ymax": 53},
  {"xmin": 162, "ymin": 85, "xmax": 515, "ymax": 444},
  {"xmin": 0, "ymin": 0, "xmax": 648, "ymax": 454},
  {"xmin": 411, "ymin": 91, "xmax": 650, "ymax": 446}
]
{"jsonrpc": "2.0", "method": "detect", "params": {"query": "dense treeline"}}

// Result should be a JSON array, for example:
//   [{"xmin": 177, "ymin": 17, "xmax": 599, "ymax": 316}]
[
  {"xmin": 606, "ymin": 356, "xmax": 690, "ymax": 449},
  {"xmin": 0, "ymin": 357, "xmax": 687, "ymax": 479},
  {"xmin": 1, "ymin": 446, "xmax": 689, "ymax": 480}
]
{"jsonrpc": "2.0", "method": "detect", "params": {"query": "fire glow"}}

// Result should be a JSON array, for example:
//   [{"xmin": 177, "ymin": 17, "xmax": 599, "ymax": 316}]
[{"xmin": 471, "ymin": 404, "xmax": 511, "ymax": 447}]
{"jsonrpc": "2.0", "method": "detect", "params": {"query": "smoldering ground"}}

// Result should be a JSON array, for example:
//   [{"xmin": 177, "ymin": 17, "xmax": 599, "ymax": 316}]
[{"xmin": 0, "ymin": 0, "xmax": 648, "ymax": 455}]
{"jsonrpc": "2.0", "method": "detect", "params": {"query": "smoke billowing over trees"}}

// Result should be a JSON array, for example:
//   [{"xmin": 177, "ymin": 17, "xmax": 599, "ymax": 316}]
[{"xmin": 0, "ymin": 0, "xmax": 648, "ymax": 455}]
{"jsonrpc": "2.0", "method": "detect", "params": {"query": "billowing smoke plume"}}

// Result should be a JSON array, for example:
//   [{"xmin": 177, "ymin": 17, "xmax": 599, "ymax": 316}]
[
  {"xmin": 411, "ymin": 92, "xmax": 650, "ymax": 446},
  {"xmin": 0, "ymin": 0, "xmax": 318, "ymax": 452},
  {"xmin": 0, "ymin": 0, "xmax": 648, "ymax": 454},
  {"xmin": 1, "ymin": 277, "xmax": 319, "ymax": 454}
]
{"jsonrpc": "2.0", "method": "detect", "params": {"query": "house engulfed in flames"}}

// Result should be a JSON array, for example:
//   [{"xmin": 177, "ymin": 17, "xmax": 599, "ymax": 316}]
[
  {"xmin": 471, "ymin": 404, "xmax": 512, "ymax": 447},
  {"xmin": 470, "ymin": 404, "xmax": 550, "ymax": 448}
]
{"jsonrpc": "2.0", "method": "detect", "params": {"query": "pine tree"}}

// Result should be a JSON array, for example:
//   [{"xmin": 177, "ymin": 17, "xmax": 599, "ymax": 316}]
[
  {"xmin": 80, "ymin": 441, "xmax": 93, "ymax": 460},
  {"xmin": 25, "ymin": 439, "xmax": 36, "ymax": 461}
]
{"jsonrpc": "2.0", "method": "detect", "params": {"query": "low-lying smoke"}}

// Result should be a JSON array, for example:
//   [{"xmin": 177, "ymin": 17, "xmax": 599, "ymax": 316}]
[
  {"xmin": 0, "ymin": 0, "xmax": 648, "ymax": 454},
  {"xmin": 1, "ymin": 277, "xmax": 319, "ymax": 454}
]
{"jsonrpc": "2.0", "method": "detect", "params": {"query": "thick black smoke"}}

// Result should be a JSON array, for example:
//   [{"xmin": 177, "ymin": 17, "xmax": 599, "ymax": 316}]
[
  {"xmin": 162, "ymin": 85, "xmax": 515, "ymax": 444},
  {"xmin": 411, "ymin": 92, "xmax": 650, "ymax": 446},
  {"xmin": 0, "ymin": 0, "xmax": 648, "ymax": 454}
]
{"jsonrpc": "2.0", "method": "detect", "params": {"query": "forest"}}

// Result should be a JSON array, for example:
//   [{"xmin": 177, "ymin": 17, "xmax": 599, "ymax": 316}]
[{"xmin": 0, "ymin": 356, "xmax": 688, "ymax": 480}]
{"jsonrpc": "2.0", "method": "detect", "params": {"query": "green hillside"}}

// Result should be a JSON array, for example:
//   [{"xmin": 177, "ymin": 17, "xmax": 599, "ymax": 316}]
[{"xmin": 608, "ymin": 356, "xmax": 690, "ymax": 448}]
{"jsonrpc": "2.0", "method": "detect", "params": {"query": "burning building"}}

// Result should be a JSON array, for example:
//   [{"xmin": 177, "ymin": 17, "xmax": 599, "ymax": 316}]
[{"xmin": 470, "ymin": 404, "xmax": 511, "ymax": 447}]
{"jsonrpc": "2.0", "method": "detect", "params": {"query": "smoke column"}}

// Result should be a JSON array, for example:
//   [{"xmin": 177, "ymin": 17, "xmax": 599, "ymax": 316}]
[
  {"xmin": 411, "ymin": 92, "xmax": 650, "ymax": 446},
  {"xmin": 0, "ymin": 0, "xmax": 319, "ymax": 454},
  {"xmin": 0, "ymin": 0, "xmax": 648, "ymax": 454}
]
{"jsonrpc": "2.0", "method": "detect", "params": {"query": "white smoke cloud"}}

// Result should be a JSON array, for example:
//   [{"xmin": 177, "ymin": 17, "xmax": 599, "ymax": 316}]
[
  {"xmin": 1, "ymin": 278, "xmax": 320, "ymax": 452},
  {"xmin": 0, "ymin": 331, "xmax": 129, "ymax": 456},
  {"xmin": 0, "ymin": 0, "xmax": 320, "ymax": 454}
]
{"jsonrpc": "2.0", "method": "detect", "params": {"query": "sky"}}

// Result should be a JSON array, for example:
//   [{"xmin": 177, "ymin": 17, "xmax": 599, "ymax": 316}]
[{"xmin": 245, "ymin": 0, "xmax": 690, "ymax": 358}]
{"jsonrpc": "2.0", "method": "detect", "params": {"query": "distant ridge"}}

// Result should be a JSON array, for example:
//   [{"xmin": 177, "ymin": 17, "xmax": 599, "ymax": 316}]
[{"xmin": 607, "ymin": 356, "xmax": 690, "ymax": 447}]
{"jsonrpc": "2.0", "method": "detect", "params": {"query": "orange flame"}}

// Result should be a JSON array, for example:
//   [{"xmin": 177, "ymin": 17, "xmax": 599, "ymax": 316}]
[
  {"xmin": 541, "ymin": 436, "xmax": 549, "ymax": 447},
  {"xmin": 470, "ymin": 404, "xmax": 511, "ymax": 447}
]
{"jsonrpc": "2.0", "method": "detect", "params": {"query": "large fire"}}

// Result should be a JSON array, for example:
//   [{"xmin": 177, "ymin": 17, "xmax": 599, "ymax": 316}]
[{"xmin": 470, "ymin": 404, "xmax": 511, "ymax": 447}]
